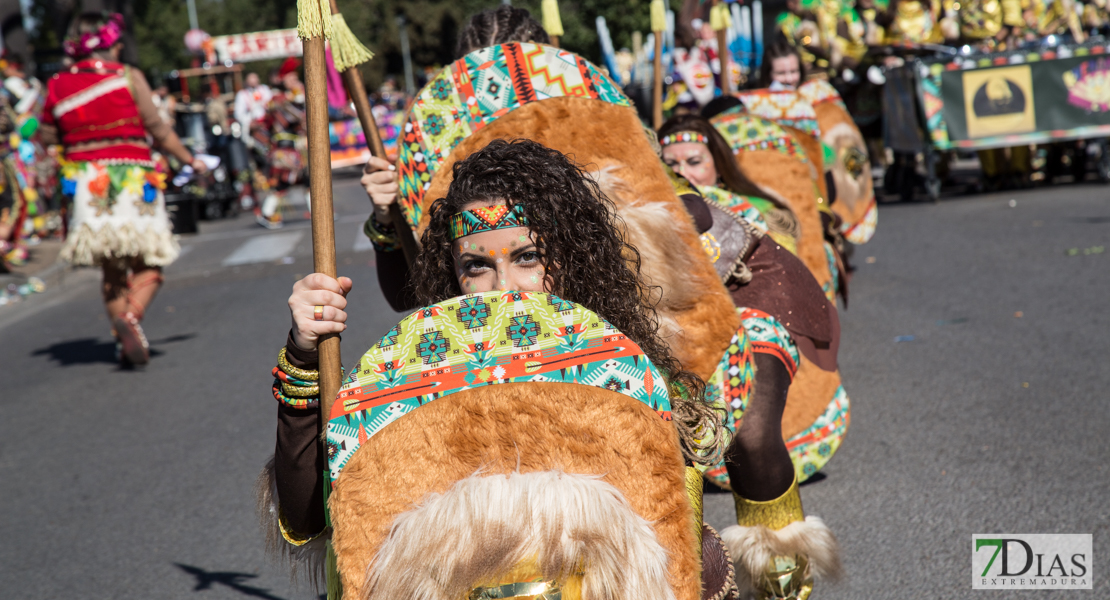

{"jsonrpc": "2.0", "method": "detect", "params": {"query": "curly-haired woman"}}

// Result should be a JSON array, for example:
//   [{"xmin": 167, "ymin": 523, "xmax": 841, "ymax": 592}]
[{"xmin": 275, "ymin": 139, "xmax": 724, "ymax": 539}]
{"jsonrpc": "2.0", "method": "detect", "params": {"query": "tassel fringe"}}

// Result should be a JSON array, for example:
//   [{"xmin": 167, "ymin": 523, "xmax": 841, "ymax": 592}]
[
  {"xmin": 330, "ymin": 14, "xmax": 374, "ymax": 71},
  {"xmin": 297, "ymin": 0, "xmax": 333, "ymax": 40}
]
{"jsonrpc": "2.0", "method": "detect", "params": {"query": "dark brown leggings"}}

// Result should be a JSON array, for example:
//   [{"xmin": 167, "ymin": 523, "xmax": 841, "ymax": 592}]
[
  {"xmin": 725, "ymin": 353, "xmax": 796, "ymax": 502},
  {"xmin": 101, "ymin": 258, "xmax": 163, "ymax": 323}
]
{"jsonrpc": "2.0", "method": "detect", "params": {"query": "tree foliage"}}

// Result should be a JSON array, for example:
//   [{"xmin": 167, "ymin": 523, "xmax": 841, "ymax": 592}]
[{"xmin": 57, "ymin": 0, "xmax": 684, "ymax": 89}]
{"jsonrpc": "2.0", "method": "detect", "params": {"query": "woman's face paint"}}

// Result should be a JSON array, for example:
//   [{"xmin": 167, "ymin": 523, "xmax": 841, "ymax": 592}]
[
  {"xmin": 453, "ymin": 226, "xmax": 548, "ymax": 294},
  {"xmin": 662, "ymin": 142, "xmax": 719, "ymax": 188}
]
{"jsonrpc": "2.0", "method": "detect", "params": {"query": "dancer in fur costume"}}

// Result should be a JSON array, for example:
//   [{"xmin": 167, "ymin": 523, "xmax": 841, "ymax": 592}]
[
  {"xmin": 349, "ymin": 13, "xmax": 840, "ymax": 597},
  {"xmin": 698, "ymin": 102, "xmax": 848, "ymax": 305},
  {"xmin": 41, "ymin": 12, "xmax": 207, "ymax": 366},
  {"xmin": 268, "ymin": 139, "xmax": 733, "ymax": 599}
]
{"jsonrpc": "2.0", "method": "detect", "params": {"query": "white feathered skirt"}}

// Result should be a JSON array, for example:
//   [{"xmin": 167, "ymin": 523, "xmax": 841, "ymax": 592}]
[{"xmin": 60, "ymin": 160, "xmax": 179, "ymax": 267}]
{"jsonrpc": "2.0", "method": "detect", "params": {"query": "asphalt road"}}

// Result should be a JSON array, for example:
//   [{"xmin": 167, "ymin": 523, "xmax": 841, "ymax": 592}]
[{"xmin": 0, "ymin": 177, "xmax": 1106, "ymax": 599}]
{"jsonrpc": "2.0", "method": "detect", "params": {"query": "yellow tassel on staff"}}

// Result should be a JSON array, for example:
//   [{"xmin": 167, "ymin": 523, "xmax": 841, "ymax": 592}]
[
  {"xmin": 651, "ymin": 0, "xmax": 667, "ymax": 33},
  {"xmin": 298, "ymin": 0, "xmax": 333, "ymax": 39},
  {"xmin": 542, "ymin": 0, "xmax": 564, "ymax": 37},
  {"xmin": 710, "ymin": 2, "xmax": 732, "ymax": 31},
  {"xmin": 330, "ymin": 13, "xmax": 374, "ymax": 71},
  {"xmin": 651, "ymin": 0, "xmax": 666, "ymax": 129}
]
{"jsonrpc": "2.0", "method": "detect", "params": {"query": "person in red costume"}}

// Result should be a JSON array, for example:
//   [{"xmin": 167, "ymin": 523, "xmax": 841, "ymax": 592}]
[{"xmin": 41, "ymin": 12, "xmax": 207, "ymax": 367}]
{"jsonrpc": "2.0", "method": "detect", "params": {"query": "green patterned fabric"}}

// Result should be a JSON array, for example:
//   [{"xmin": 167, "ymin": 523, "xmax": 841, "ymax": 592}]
[
  {"xmin": 396, "ymin": 43, "xmax": 630, "ymax": 230},
  {"xmin": 326, "ymin": 291, "xmax": 672, "ymax": 484}
]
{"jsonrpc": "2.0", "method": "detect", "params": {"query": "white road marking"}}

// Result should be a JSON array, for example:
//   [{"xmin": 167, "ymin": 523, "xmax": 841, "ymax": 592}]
[{"xmin": 222, "ymin": 231, "xmax": 304, "ymax": 266}]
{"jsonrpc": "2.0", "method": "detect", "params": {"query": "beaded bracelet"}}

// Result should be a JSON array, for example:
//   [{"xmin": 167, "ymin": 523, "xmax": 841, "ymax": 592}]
[
  {"xmin": 272, "ymin": 380, "xmax": 315, "ymax": 408},
  {"xmin": 363, "ymin": 215, "xmax": 400, "ymax": 253},
  {"xmin": 277, "ymin": 347, "xmax": 319, "ymax": 382},
  {"xmin": 272, "ymin": 366, "xmax": 316, "ymax": 387}
]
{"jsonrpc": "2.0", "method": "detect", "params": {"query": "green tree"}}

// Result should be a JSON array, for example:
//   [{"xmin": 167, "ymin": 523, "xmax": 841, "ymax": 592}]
[{"xmin": 40, "ymin": 0, "xmax": 684, "ymax": 90}]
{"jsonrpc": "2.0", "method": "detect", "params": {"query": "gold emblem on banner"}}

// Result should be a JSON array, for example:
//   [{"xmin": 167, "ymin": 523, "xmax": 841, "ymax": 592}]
[{"xmin": 963, "ymin": 65, "xmax": 1035, "ymax": 138}]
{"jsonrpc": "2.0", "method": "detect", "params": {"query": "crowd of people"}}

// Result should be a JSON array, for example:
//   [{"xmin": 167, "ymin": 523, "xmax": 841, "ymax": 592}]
[
  {"xmin": 18, "ymin": 3, "xmax": 1099, "ymax": 599},
  {"xmin": 777, "ymin": 0, "xmax": 1104, "ymax": 75}
]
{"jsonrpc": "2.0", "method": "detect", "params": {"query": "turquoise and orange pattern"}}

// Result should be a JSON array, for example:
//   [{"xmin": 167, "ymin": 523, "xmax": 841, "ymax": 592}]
[
  {"xmin": 325, "ymin": 291, "xmax": 672, "ymax": 484},
  {"xmin": 787, "ymin": 384, "xmax": 850, "ymax": 482},
  {"xmin": 447, "ymin": 204, "xmax": 528, "ymax": 241},
  {"xmin": 699, "ymin": 320, "xmax": 755, "ymax": 488},
  {"xmin": 711, "ymin": 108, "xmax": 810, "ymax": 165},
  {"xmin": 740, "ymin": 307, "xmax": 800, "ymax": 378},
  {"xmin": 734, "ymin": 89, "xmax": 821, "ymax": 137},
  {"xmin": 397, "ymin": 43, "xmax": 630, "ymax": 229},
  {"xmin": 842, "ymin": 197, "xmax": 878, "ymax": 245}
]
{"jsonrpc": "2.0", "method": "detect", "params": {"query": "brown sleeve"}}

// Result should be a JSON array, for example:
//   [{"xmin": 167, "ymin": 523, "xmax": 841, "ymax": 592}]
[
  {"xmin": 128, "ymin": 69, "xmax": 193, "ymax": 165},
  {"xmin": 273, "ymin": 334, "xmax": 326, "ymax": 538}
]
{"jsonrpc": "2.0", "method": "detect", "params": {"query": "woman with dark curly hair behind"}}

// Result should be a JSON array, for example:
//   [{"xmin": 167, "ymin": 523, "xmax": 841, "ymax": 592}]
[{"xmin": 273, "ymin": 139, "xmax": 724, "ymax": 540}]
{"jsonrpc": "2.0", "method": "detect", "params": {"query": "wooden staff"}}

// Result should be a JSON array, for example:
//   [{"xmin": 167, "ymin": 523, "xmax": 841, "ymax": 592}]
[
  {"xmin": 651, "ymin": 0, "xmax": 666, "ymax": 129},
  {"xmin": 328, "ymin": 0, "xmax": 419, "ymax": 267},
  {"xmin": 302, "ymin": 35, "xmax": 344, "ymax": 422},
  {"xmin": 713, "ymin": 0, "xmax": 732, "ymax": 95}
]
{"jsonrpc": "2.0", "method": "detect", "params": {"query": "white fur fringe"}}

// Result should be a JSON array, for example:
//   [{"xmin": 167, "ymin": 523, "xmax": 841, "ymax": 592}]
[
  {"xmin": 256, "ymin": 456, "xmax": 329, "ymax": 589},
  {"xmin": 720, "ymin": 516, "xmax": 842, "ymax": 597},
  {"xmin": 61, "ymin": 222, "xmax": 180, "ymax": 267},
  {"xmin": 362, "ymin": 470, "xmax": 675, "ymax": 600}
]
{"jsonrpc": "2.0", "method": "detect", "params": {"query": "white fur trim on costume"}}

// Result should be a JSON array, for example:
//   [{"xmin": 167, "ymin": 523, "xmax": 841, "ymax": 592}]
[
  {"xmin": 593, "ymin": 166, "xmax": 702, "ymax": 344},
  {"xmin": 362, "ymin": 470, "xmax": 675, "ymax": 600},
  {"xmin": 720, "ymin": 516, "xmax": 842, "ymax": 597},
  {"xmin": 256, "ymin": 456, "xmax": 329, "ymax": 589},
  {"xmin": 61, "ymin": 222, "xmax": 179, "ymax": 266}
]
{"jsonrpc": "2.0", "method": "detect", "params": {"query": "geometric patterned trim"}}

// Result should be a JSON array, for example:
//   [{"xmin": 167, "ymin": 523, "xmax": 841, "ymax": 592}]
[
  {"xmin": 734, "ymin": 89, "xmax": 821, "ymax": 137},
  {"xmin": 710, "ymin": 107, "xmax": 810, "ymax": 165},
  {"xmin": 325, "ymin": 291, "xmax": 672, "ymax": 485},
  {"xmin": 396, "ymin": 43, "xmax": 630, "ymax": 230},
  {"xmin": 739, "ymin": 307, "xmax": 799, "ymax": 378},
  {"xmin": 787, "ymin": 384, "xmax": 850, "ymax": 483},
  {"xmin": 447, "ymin": 204, "xmax": 528, "ymax": 241}
]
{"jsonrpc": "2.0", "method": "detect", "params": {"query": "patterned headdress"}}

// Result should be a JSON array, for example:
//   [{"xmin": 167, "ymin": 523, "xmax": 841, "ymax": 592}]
[
  {"xmin": 64, "ymin": 13, "xmax": 125, "ymax": 58},
  {"xmin": 396, "ymin": 43, "xmax": 630, "ymax": 230},
  {"xmin": 659, "ymin": 131, "xmax": 710, "ymax": 147},
  {"xmin": 448, "ymin": 204, "xmax": 529, "ymax": 241}
]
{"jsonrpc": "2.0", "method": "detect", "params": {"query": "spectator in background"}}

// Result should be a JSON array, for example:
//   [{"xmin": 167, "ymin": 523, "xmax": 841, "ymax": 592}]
[
  {"xmin": 151, "ymin": 82, "xmax": 176, "ymax": 127},
  {"xmin": 234, "ymin": 72, "xmax": 272, "ymax": 148}
]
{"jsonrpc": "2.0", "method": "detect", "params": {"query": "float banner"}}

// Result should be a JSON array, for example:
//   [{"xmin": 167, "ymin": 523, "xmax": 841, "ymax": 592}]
[
  {"xmin": 972, "ymin": 534, "xmax": 1092, "ymax": 590},
  {"xmin": 212, "ymin": 29, "xmax": 303, "ymax": 63},
  {"xmin": 921, "ymin": 47, "xmax": 1110, "ymax": 150},
  {"xmin": 330, "ymin": 118, "xmax": 370, "ymax": 168}
]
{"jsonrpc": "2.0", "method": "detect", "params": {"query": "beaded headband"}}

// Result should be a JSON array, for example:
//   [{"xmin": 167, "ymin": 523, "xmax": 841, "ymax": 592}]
[
  {"xmin": 660, "ymin": 131, "xmax": 710, "ymax": 147},
  {"xmin": 64, "ymin": 13, "xmax": 124, "ymax": 58},
  {"xmin": 448, "ymin": 204, "xmax": 529, "ymax": 241}
]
